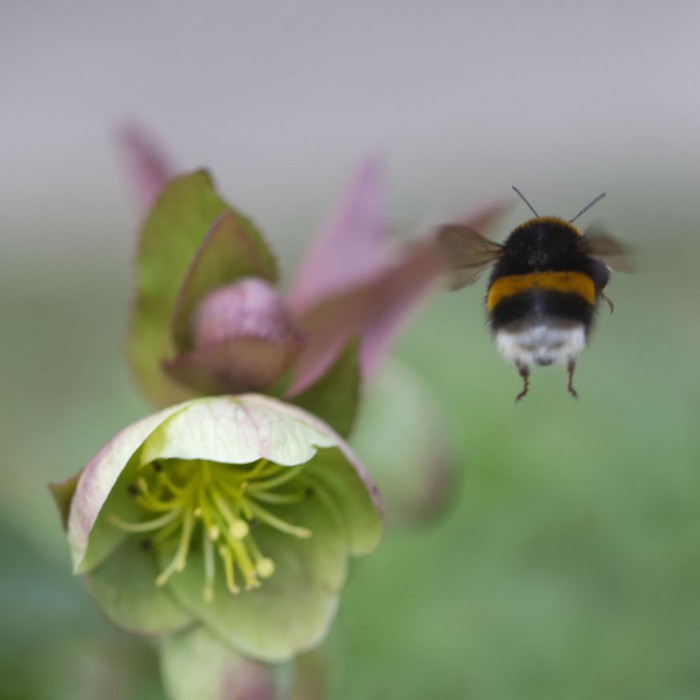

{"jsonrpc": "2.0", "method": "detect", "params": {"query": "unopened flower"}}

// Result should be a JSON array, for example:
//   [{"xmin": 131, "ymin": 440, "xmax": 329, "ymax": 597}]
[{"xmin": 53, "ymin": 394, "xmax": 381, "ymax": 662}]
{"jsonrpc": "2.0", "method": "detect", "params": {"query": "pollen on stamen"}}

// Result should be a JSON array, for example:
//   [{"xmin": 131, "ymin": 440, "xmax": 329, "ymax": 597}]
[
  {"xmin": 230, "ymin": 519, "xmax": 249, "ymax": 540},
  {"xmin": 256, "ymin": 558, "xmax": 275, "ymax": 579}
]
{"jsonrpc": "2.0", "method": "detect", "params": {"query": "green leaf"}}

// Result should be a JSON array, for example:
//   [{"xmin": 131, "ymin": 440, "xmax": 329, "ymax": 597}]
[
  {"xmin": 290, "ymin": 339, "xmax": 361, "ymax": 438},
  {"xmin": 127, "ymin": 170, "xmax": 276, "ymax": 407},
  {"xmin": 85, "ymin": 536, "xmax": 193, "ymax": 635},
  {"xmin": 160, "ymin": 626, "xmax": 277, "ymax": 700}
]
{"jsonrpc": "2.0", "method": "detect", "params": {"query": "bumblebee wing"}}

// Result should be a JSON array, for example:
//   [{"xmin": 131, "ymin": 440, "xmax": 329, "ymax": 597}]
[
  {"xmin": 437, "ymin": 224, "xmax": 503, "ymax": 290},
  {"xmin": 581, "ymin": 225, "xmax": 635, "ymax": 272}
]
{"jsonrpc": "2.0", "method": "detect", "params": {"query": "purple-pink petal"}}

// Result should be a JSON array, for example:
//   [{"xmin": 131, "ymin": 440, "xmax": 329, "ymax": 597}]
[
  {"xmin": 287, "ymin": 238, "xmax": 442, "ymax": 394},
  {"xmin": 287, "ymin": 200, "xmax": 509, "ymax": 394},
  {"xmin": 166, "ymin": 279, "xmax": 304, "ymax": 395},
  {"xmin": 163, "ymin": 334, "xmax": 304, "ymax": 395},
  {"xmin": 118, "ymin": 124, "xmax": 174, "ymax": 211},
  {"xmin": 288, "ymin": 156, "xmax": 391, "ymax": 314},
  {"xmin": 192, "ymin": 279, "xmax": 297, "ymax": 347},
  {"xmin": 360, "ymin": 198, "xmax": 509, "ymax": 375}
]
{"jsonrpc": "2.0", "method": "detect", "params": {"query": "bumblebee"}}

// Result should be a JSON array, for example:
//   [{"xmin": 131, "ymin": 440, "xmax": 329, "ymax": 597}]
[{"xmin": 438, "ymin": 188, "xmax": 632, "ymax": 400}]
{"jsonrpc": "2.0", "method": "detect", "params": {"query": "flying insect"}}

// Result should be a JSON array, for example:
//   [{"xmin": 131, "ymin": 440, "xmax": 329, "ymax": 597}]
[{"xmin": 438, "ymin": 188, "xmax": 632, "ymax": 400}]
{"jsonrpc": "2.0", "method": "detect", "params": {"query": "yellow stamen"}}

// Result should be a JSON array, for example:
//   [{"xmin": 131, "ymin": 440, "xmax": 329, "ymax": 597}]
[
  {"xmin": 203, "ymin": 528, "xmax": 215, "ymax": 603},
  {"xmin": 155, "ymin": 509, "xmax": 194, "ymax": 587},
  {"xmin": 251, "ymin": 489, "xmax": 310, "ymax": 505},
  {"xmin": 109, "ymin": 458, "xmax": 316, "ymax": 602},
  {"xmin": 218, "ymin": 545, "xmax": 240, "ymax": 594},
  {"xmin": 108, "ymin": 509, "xmax": 181, "ymax": 533},
  {"xmin": 247, "ymin": 465, "xmax": 305, "ymax": 492},
  {"xmin": 246, "ymin": 500, "xmax": 311, "ymax": 539}
]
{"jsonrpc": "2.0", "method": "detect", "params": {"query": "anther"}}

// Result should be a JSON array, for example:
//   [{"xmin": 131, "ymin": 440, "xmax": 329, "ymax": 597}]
[
  {"xmin": 256, "ymin": 558, "xmax": 275, "ymax": 578},
  {"xmin": 230, "ymin": 519, "xmax": 249, "ymax": 539}
]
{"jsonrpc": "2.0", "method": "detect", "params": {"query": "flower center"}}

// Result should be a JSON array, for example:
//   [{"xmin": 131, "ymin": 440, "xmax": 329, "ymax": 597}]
[{"xmin": 109, "ymin": 459, "xmax": 313, "ymax": 602}]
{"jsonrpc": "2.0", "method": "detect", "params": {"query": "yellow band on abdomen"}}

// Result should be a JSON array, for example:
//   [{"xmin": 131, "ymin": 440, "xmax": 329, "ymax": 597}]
[{"xmin": 487, "ymin": 271, "xmax": 596, "ymax": 313}]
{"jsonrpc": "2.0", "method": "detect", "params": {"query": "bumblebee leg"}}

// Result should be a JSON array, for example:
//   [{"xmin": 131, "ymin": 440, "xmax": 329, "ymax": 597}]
[
  {"xmin": 566, "ymin": 359, "xmax": 579, "ymax": 398},
  {"xmin": 600, "ymin": 289, "xmax": 614, "ymax": 314},
  {"xmin": 515, "ymin": 363, "xmax": 530, "ymax": 402}
]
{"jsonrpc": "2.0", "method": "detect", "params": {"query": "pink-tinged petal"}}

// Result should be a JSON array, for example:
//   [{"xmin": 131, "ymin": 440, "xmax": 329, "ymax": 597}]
[
  {"xmin": 139, "ymin": 395, "xmax": 383, "ymax": 518},
  {"xmin": 163, "ymin": 335, "xmax": 304, "ymax": 395},
  {"xmin": 288, "ymin": 238, "xmax": 441, "ymax": 394},
  {"xmin": 165, "ymin": 280, "xmax": 305, "ymax": 395},
  {"xmin": 288, "ymin": 157, "xmax": 390, "ymax": 314},
  {"xmin": 288, "ymin": 200, "xmax": 510, "ymax": 393},
  {"xmin": 67, "ymin": 403, "xmax": 186, "ymax": 572},
  {"xmin": 118, "ymin": 124, "xmax": 174, "ymax": 211},
  {"xmin": 191, "ymin": 279, "xmax": 296, "ymax": 348},
  {"xmin": 363, "ymin": 199, "xmax": 510, "ymax": 375}
]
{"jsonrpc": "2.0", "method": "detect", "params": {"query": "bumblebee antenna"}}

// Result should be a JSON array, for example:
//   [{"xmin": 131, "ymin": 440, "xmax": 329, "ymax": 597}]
[
  {"xmin": 569, "ymin": 192, "xmax": 606, "ymax": 223},
  {"xmin": 511, "ymin": 186, "xmax": 539, "ymax": 217}
]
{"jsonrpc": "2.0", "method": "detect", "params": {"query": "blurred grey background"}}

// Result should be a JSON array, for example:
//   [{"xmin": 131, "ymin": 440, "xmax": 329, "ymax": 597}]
[{"xmin": 4, "ymin": 0, "xmax": 700, "ymax": 259}]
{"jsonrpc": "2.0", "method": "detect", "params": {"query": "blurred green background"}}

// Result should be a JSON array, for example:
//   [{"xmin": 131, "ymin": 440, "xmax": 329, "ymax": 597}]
[{"xmin": 3, "ymin": 2, "xmax": 700, "ymax": 698}]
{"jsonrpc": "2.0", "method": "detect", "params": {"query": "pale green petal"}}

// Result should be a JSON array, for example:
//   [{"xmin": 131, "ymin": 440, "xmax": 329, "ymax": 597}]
[
  {"xmin": 68, "ymin": 402, "xmax": 186, "ymax": 572},
  {"xmin": 161, "ymin": 496, "xmax": 346, "ymax": 662},
  {"xmin": 140, "ymin": 395, "xmax": 337, "ymax": 467},
  {"xmin": 85, "ymin": 536, "xmax": 193, "ymax": 635},
  {"xmin": 304, "ymin": 447, "xmax": 383, "ymax": 556}
]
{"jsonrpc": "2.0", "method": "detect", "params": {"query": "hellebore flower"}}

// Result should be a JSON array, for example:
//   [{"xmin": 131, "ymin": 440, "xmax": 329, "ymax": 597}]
[{"xmin": 53, "ymin": 394, "xmax": 382, "ymax": 662}]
